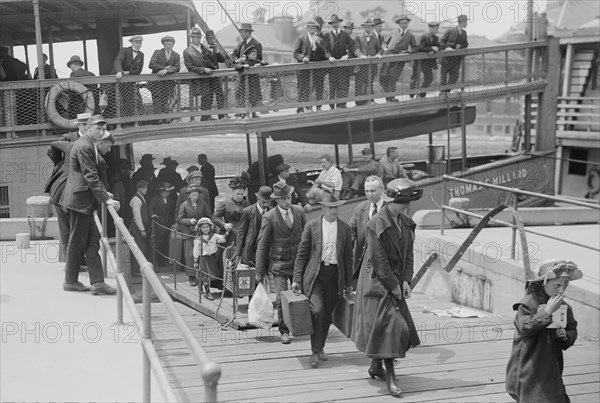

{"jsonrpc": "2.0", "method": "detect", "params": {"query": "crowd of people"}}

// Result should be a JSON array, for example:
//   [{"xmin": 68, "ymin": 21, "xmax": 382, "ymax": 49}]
[{"xmin": 2, "ymin": 14, "xmax": 469, "ymax": 121}]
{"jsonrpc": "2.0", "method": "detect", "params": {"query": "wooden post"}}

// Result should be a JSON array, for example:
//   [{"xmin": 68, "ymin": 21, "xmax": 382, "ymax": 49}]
[
  {"xmin": 535, "ymin": 37, "xmax": 560, "ymax": 154},
  {"xmin": 32, "ymin": 0, "xmax": 45, "ymax": 80},
  {"xmin": 347, "ymin": 123, "xmax": 353, "ymax": 164},
  {"xmin": 460, "ymin": 98, "xmax": 467, "ymax": 171},
  {"xmin": 562, "ymin": 44, "xmax": 573, "ymax": 96},
  {"xmin": 445, "ymin": 95, "xmax": 452, "ymax": 174},
  {"xmin": 524, "ymin": 94, "xmax": 532, "ymax": 151},
  {"xmin": 83, "ymin": 39, "xmax": 88, "ymax": 68},
  {"xmin": 47, "ymin": 25, "xmax": 54, "ymax": 74},
  {"xmin": 256, "ymin": 132, "xmax": 267, "ymax": 186},
  {"xmin": 334, "ymin": 144, "xmax": 340, "ymax": 167},
  {"xmin": 369, "ymin": 118, "xmax": 375, "ymax": 157},
  {"xmin": 246, "ymin": 133, "xmax": 252, "ymax": 166}
]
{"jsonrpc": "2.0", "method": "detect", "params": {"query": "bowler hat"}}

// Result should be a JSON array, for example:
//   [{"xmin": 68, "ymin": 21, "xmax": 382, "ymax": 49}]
[
  {"xmin": 129, "ymin": 35, "xmax": 143, "ymax": 42},
  {"xmin": 161, "ymin": 157, "xmax": 178, "ymax": 166},
  {"xmin": 382, "ymin": 177, "xmax": 423, "ymax": 203},
  {"xmin": 256, "ymin": 186, "xmax": 273, "ymax": 201},
  {"xmin": 528, "ymin": 258, "xmax": 583, "ymax": 283},
  {"xmin": 275, "ymin": 163, "xmax": 290, "ymax": 173},
  {"xmin": 314, "ymin": 16, "xmax": 325, "ymax": 27},
  {"xmin": 157, "ymin": 182, "xmax": 175, "ymax": 192},
  {"xmin": 189, "ymin": 27, "xmax": 203, "ymax": 37},
  {"xmin": 135, "ymin": 179, "xmax": 149, "ymax": 189},
  {"xmin": 319, "ymin": 194, "xmax": 346, "ymax": 207},
  {"xmin": 270, "ymin": 181, "xmax": 294, "ymax": 199},
  {"xmin": 87, "ymin": 115, "xmax": 107, "ymax": 125},
  {"xmin": 239, "ymin": 23, "xmax": 254, "ymax": 32},
  {"xmin": 161, "ymin": 35, "xmax": 175, "ymax": 44},
  {"xmin": 395, "ymin": 15, "xmax": 412, "ymax": 23},
  {"xmin": 67, "ymin": 55, "xmax": 84, "ymax": 68},
  {"xmin": 328, "ymin": 14, "xmax": 343, "ymax": 24},
  {"xmin": 373, "ymin": 17, "xmax": 384, "ymax": 26},
  {"xmin": 457, "ymin": 14, "xmax": 468, "ymax": 22},
  {"xmin": 140, "ymin": 154, "xmax": 154, "ymax": 164},
  {"xmin": 76, "ymin": 112, "xmax": 92, "ymax": 124}
]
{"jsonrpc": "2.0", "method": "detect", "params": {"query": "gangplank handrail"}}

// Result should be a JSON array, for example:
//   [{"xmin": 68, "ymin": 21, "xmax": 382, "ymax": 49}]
[
  {"xmin": 93, "ymin": 203, "xmax": 221, "ymax": 402},
  {"xmin": 440, "ymin": 175, "xmax": 600, "ymax": 257}
]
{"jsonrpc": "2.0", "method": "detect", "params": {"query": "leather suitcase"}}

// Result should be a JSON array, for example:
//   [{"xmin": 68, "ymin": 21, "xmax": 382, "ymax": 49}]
[
  {"xmin": 280, "ymin": 290, "xmax": 314, "ymax": 336},
  {"xmin": 332, "ymin": 293, "xmax": 355, "ymax": 338}
]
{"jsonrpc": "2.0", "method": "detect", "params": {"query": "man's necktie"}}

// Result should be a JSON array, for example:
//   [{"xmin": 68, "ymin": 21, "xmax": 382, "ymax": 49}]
[
  {"xmin": 372, "ymin": 203, "xmax": 378, "ymax": 218},
  {"xmin": 284, "ymin": 210, "xmax": 293, "ymax": 229},
  {"xmin": 400, "ymin": 30, "xmax": 404, "ymax": 37}
]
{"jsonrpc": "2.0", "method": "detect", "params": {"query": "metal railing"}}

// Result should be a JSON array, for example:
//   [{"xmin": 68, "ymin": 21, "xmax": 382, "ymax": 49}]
[
  {"xmin": 93, "ymin": 203, "xmax": 221, "ymax": 402},
  {"xmin": 440, "ymin": 175, "xmax": 600, "ymax": 257},
  {"xmin": 0, "ymin": 41, "xmax": 548, "ymax": 137}
]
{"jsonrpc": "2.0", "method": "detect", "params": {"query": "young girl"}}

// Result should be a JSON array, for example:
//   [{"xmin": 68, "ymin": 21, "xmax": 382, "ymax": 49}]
[
  {"xmin": 193, "ymin": 217, "xmax": 228, "ymax": 301},
  {"xmin": 506, "ymin": 258, "xmax": 582, "ymax": 403}
]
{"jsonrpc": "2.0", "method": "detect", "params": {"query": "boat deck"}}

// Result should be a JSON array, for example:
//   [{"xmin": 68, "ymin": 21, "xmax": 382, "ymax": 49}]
[{"xmin": 146, "ymin": 292, "xmax": 600, "ymax": 403}]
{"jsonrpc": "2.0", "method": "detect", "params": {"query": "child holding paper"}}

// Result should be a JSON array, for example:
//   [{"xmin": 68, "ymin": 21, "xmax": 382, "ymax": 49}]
[{"xmin": 506, "ymin": 258, "xmax": 582, "ymax": 403}]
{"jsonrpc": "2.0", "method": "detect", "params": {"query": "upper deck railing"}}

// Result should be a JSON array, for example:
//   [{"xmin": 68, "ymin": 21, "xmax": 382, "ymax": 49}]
[{"xmin": 0, "ymin": 41, "xmax": 548, "ymax": 139}]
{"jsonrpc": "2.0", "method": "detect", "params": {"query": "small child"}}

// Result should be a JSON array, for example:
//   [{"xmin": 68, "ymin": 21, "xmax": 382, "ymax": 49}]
[
  {"xmin": 235, "ymin": 45, "xmax": 268, "ymax": 118},
  {"xmin": 506, "ymin": 258, "xmax": 582, "ymax": 403},
  {"xmin": 193, "ymin": 217, "xmax": 228, "ymax": 301}
]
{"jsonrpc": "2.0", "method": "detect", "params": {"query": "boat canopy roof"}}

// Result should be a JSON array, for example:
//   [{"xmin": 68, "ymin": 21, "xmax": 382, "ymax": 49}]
[{"xmin": 0, "ymin": 0, "xmax": 197, "ymax": 46}]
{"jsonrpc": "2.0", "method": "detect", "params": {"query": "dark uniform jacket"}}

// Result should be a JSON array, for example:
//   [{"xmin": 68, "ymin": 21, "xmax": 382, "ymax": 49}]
[
  {"xmin": 293, "ymin": 217, "xmax": 353, "ymax": 298},
  {"xmin": 236, "ymin": 203, "xmax": 270, "ymax": 265},
  {"xmin": 148, "ymin": 49, "xmax": 180, "ymax": 74},
  {"xmin": 440, "ymin": 27, "xmax": 468, "ymax": 50},
  {"xmin": 112, "ymin": 46, "xmax": 144, "ymax": 75},
  {"xmin": 59, "ymin": 135, "xmax": 111, "ymax": 214}
]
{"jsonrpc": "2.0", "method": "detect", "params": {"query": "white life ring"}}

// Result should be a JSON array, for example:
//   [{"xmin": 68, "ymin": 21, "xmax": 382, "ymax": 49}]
[
  {"xmin": 587, "ymin": 169, "xmax": 600, "ymax": 195},
  {"xmin": 45, "ymin": 81, "xmax": 95, "ymax": 129}
]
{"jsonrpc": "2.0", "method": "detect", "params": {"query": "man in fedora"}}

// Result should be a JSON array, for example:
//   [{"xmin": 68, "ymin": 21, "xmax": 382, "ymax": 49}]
[
  {"xmin": 255, "ymin": 182, "xmax": 307, "ymax": 344},
  {"xmin": 373, "ymin": 18, "xmax": 387, "ymax": 51},
  {"xmin": 380, "ymin": 15, "xmax": 418, "ymax": 103},
  {"xmin": 440, "ymin": 15, "xmax": 469, "ymax": 92},
  {"xmin": 112, "ymin": 35, "xmax": 145, "ymax": 119},
  {"xmin": 157, "ymin": 157, "xmax": 185, "ymax": 196},
  {"xmin": 183, "ymin": 27, "xmax": 215, "ymax": 120},
  {"xmin": 59, "ymin": 115, "xmax": 119, "ymax": 295},
  {"xmin": 343, "ymin": 20, "xmax": 355, "ymax": 36},
  {"xmin": 67, "ymin": 55, "xmax": 94, "ymax": 78},
  {"xmin": 413, "ymin": 21, "xmax": 441, "ymax": 98},
  {"xmin": 198, "ymin": 153, "xmax": 218, "ymax": 211},
  {"xmin": 293, "ymin": 20, "xmax": 327, "ymax": 113},
  {"xmin": 236, "ymin": 186, "xmax": 273, "ymax": 266},
  {"xmin": 293, "ymin": 194, "xmax": 353, "ymax": 367},
  {"xmin": 132, "ymin": 154, "xmax": 157, "ymax": 198},
  {"xmin": 354, "ymin": 18, "xmax": 383, "ymax": 105},
  {"xmin": 270, "ymin": 163, "xmax": 311, "ymax": 212},
  {"xmin": 203, "ymin": 30, "xmax": 228, "ymax": 119},
  {"xmin": 33, "ymin": 53, "xmax": 57, "ymax": 79},
  {"xmin": 324, "ymin": 14, "xmax": 354, "ymax": 109},
  {"xmin": 149, "ymin": 35, "xmax": 180, "ymax": 123},
  {"xmin": 231, "ymin": 23, "xmax": 263, "ymax": 64}
]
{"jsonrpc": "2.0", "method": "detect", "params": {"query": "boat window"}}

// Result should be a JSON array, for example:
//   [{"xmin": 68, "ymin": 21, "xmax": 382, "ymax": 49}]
[
  {"xmin": 0, "ymin": 186, "xmax": 9, "ymax": 218},
  {"xmin": 568, "ymin": 149, "xmax": 588, "ymax": 176}
]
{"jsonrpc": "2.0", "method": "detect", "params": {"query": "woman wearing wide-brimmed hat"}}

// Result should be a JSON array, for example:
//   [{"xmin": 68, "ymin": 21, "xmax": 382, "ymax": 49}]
[
  {"xmin": 352, "ymin": 178, "xmax": 422, "ymax": 397},
  {"xmin": 148, "ymin": 182, "xmax": 176, "ymax": 266}
]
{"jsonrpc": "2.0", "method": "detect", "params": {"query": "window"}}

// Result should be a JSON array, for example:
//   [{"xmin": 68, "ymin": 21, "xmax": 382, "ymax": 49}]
[
  {"xmin": 505, "ymin": 125, "xmax": 512, "ymax": 134},
  {"xmin": 568, "ymin": 149, "xmax": 588, "ymax": 176},
  {"xmin": 486, "ymin": 125, "xmax": 492, "ymax": 134},
  {"xmin": 0, "ymin": 186, "xmax": 9, "ymax": 218},
  {"xmin": 494, "ymin": 125, "xmax": 503, "ymax": 132}
]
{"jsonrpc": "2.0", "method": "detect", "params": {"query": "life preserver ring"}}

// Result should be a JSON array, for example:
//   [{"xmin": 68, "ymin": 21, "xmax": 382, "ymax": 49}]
[
  {"xmin": 45, "ymin": 81, "xmax": 95, "ymax": 129},
  {"xmin": 587, "ymin": 169, "xmax": 600, "ymax": 195}
]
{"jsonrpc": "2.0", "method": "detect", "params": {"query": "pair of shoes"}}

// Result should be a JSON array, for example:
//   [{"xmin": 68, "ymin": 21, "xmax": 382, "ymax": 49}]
[
  {"xmin": 296, "ymin": 107, "xmax": 305, "ymax": 113},
  {"xmin": 384, "ymin": 358, "xmax": 403, "ymax": 397},
  {"xmin": 91, "ymin": 282, "xmax": 117, "ymax": 295},
  {"xmin": 368, "ymin": 359, "xmax": 386, "ymax": 380},
  {"xmin": 337, "ymin": 103, "xmax": 347, "ymax": 108},
  {"xmin": 203, "ymin": 284, "xmax": 214, "ymax": 301},
  {"xmin": 329, "ymin": 103, "xmax": 336, "ymax": 110},
  {"xmin": 386, "ymin": 97, "xmax": 399, "ymax": 103},
  {"xmin": 318, "ymin": 350, "xmax": 328, "ymax": 361},
  {"xmin": 315, "ymin": 106, "xmax": 322, "ymax": 111},
  {"xmin": 280, "ymin": 333, "xmax": 291, "ymax": 344},
  {"xmin": 251, "ymin": 112, "xmax": 260, "ymax": 118},
  {"xmin": 310, "ymin": 353, "xmax": 320, "ymax": 368},
  {"xmin": 63, "ymin": 281, "xmax": 90, "ymax": 292},
  {"xmin": 189, "ymin": 277, "xmax": 199, "ymax": 287}
]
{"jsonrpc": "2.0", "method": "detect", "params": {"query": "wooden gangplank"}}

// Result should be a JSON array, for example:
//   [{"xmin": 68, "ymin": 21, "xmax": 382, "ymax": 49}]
[{"xmin": 144, "ymin": 294, "xmax": 600, "ymax": 402}]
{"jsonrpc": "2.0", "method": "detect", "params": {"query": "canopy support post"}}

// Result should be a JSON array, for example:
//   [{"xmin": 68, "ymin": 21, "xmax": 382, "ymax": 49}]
[{"xmin": 346, "ymin": 123, "xmax": 353, "ymax": 164}]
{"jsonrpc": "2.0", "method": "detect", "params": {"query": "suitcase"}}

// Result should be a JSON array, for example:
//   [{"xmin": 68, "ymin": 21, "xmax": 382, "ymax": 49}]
[
  {"xmin": 280, "ymin": 290, "xmax": 314, "ymax": 336},
  {"xmin": 332, "ymin": 293, "xmax": 355, "ymax": 338}
]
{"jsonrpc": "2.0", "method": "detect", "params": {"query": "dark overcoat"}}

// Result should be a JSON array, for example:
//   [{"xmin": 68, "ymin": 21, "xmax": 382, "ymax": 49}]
[
  {"xmin": 236, "ymin": 203, "xmax": 270, "ymax": 266},
  {"xmin": 505, "ymin": 292, "xmax": 577, "ymax": 403},
  {"xmin": 351, "ymin": 204, "xmax": 420, "ymax": 358},
  {"xmin": 112, "ymin": 46, "xmax": 144, "ymax": 75},
  {"xmin": 212, "ymin": 196, "xmax": 250, "ymax": 237},
  {"xmin": 183, "ymin": 44, "xmax": 211, "ymax": 97}
]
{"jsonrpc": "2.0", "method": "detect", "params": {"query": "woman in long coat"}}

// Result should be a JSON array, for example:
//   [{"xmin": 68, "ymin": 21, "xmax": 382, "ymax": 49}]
[
  {"xmin": 352, "ymin": 178, "xmax": 422, "ymax": 398},
  {"xmin": 148, "ymin": 182, "xmax": 175, "ymax": 266},
  {"xmin": 177, "ymin": 186, "xmax": 212, "ymax": 286}
]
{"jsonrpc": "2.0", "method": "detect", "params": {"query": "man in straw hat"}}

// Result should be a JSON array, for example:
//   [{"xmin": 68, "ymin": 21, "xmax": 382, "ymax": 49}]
[
  {"xmin": 323, "ymin": 14, "xmax": 355, "ymax": 109},
  {"xmin": 293, "ymin": 20, "xmax": 327, "ymax": 113},
  {"xmin": 354, "ymin": 18, "xmax": 384, "ymax": 105},
  {"xmin": 293, "ymin": 194, "xmax": 353, "ymax": 368},
  {"xmin": 255, "ymin": 182, "xmax": 307, "ymax": 344},
  {"xmin": 352, "ymin": 177, "xmax": 422, "ymax": 397},
  {"xmin": 412, "ymin": 21, "xmax": 441, "ymax": 98},
  {"xmin": 148, "ymin": 35, "xmax": 180, "ymax": 123},
  {"xmin": 62, "ymin": 113, "xmax": 91, "ymax": 141},
  {"xmin": 380, "ymin": 14, "xmax": 418, "ymax": 103},
  {"xmin": 440, "ymin": 15, "xmax": 469, "ymax": 92},
  {"xmin": 59, "ymin": 115, "xmax": 120, "ymax": 295},
  {"xmin": 236, "ymin": 186, "xmax": 273, "ymax": 266},
  {"xmin": 67, "ymin": 55, "xmax": 94, "ymax": 78},
  {"xmin": 112, "ymin": 35, "xmax": 145, "ymax": 120}
]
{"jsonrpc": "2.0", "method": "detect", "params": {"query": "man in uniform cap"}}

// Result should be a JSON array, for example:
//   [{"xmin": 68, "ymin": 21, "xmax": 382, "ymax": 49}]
[
  {"xmin": 236, "ymin": 186, "xmax": 273, "ymax": 266},
  {"xmin": 255, "ymin": 182, "xmax": 307, "ymax": 344},
  {"xmin": 323, "ymin": 14, "xmax": 355, "ymax": 109},
  {"xmin": 412, "ymin": 21, "xmax": 441, "ymax": 98},
  {"xmin": 380, "ymin": 15, "xmax": 418, "ymax": 103},
  {"xmin": 440, "ymin": 15, "xmax": 469, "ymax": 92},
  {"xmin": 111, "ymin": 35, "xmax": 144, "ymax": 120},
  {"xmin": 148, "ymin": 35, "xmax": 180, "ymax": 123}
]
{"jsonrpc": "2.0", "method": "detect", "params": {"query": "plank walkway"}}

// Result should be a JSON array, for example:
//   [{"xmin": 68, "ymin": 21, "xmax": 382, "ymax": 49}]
[{"xmin": 142, "ymin": 293, "xmax": 600, "ymax": 402}]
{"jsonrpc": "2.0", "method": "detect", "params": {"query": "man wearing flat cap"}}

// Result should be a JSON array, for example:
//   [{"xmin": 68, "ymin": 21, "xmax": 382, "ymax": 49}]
[
  {"xmin": 293, "ymin": 195, "xmax": 353, "ymax": 367},
  {"xmin": 236, "ymin": 186, "xmax": 273, "ymax": 266},
  {"xmin": 112, "ymin": 35, "xmax": 145, "ymax": 119},
  {"xmin": 324, "ymin": 14, "xmax": 355, "ymax": 109},
  {"xmin": 149, "ymin": 35, "xmax": 181, "ymax": 123},
  {"xmin": 440, "ymin": 15, "xmax": 469, "ymax": 92},
  {"xmin": 59, "ymin": 115, "xmax": 120, "ymax": 295},
  {"xmin": 293, "ymin": 20, "xmax": 327, "ymax": 113},
  {"xmin": 255, "ymin": 182, "xmax": 307, "ymax": 344},
  {"xmin": 380, "ymin": 15, "xmax": 418, "ymax": 103},
  {"xmin": 412, "ymin": 22, "xmax": 441, "ymax": 98}
]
